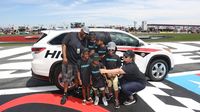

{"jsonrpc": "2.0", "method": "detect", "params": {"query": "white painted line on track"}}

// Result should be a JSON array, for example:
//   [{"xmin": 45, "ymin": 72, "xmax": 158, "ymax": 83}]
[
  {"xmin": 172, "ymin": 96, "xmax": 200, "ymax": 110},
  {"xmin": 138, "ymin": 86, "xmax": 198, "ymax": 112},
  {"xmin": 173, "ymin": 54, "xmax": 200, "ymax": 64},
  {"xmin": 9, "ymin": 53, "xmax": 32, "ymax": 60},
  {"xmin": 0, "ymin": 86, "xmax": 59, "ymax": 95},
  {"xmin": 0, "ymin": 62, "xmax": 31, "ymax": 70},
  {"xmin": 149, "ymin": 82, "xmax": 173, "ymax": 89},
  {"xmin": 0, "ymin": 46, "xmax": 31, "ymax": 59},
  {"xmin": 167, "ymin": 70, "xmax": 200, "ymax": 78},
  {"xmin": 0, "ymin": 71, "xmax": 31, "ymax": 79},
  {"xmin": 158, "ymin": 42, "xmax": 200, "ymax": 52}
]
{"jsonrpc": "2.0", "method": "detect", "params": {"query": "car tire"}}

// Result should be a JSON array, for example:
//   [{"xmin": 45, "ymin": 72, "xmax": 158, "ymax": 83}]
[
  {"xmin": 54, "ymin": 64, "xmax": 64, "ymax": 90},
  {"xmin": 54, "ymin": 64, "xmax": 76, "ymax": 90},
  {"xmin": 147, "ymin": 59, "xmax": 169, "ymax": 81}
]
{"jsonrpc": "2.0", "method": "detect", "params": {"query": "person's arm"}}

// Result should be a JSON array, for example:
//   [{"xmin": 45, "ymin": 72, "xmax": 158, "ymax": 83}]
[
  {"xmin": 62, "ymin": 44, "xmax": 68, "ymax": 64},
  {"xmin": 77, "ymin": 71, "xmax": 82, "ymax": 85},
  {"xmin": 100, "ymin": 68, "xmax": 125, "ymax": 77},
  {"xmin": 62, "ymin": 33, "xmax": 71, "ymax": 64}
]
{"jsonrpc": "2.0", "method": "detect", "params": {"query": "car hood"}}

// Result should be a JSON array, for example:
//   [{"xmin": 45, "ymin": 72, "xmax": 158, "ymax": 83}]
[{"xmin": 145, "ymin": 43, "xmax": 169, "ymax": 49}]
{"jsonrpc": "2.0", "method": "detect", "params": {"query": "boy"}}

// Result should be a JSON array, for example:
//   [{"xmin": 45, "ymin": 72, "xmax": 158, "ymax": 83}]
[
  {"xmin": 89, "ymin": 53, "xmax": 108, "ymax": 106},
  {"xmin": 96, "ymin": 36, "xmax": 107, "ymax": 61},
  {"xmin": 100, "ymin": 50, "xmax": 147, "ymax": 106},
  {"xmin": 77, "ymin": 48, "xmax": 93, "ymax": 105},
  {"xmin": 102, "ymin": 42, "xmax": 121, "ymax": 108},
  {"xmin": 88, "ymin": 33, "xmax": 98, "ymax": 56}
]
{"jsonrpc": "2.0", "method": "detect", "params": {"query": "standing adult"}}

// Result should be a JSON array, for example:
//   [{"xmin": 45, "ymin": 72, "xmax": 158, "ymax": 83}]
[
  {"xmin": 100, "ymin": 50, "xmax": 147, "ymax": 106},
  {"xmin": 61, "ymin": 26, "xmax": 89, "ymax": 105}
]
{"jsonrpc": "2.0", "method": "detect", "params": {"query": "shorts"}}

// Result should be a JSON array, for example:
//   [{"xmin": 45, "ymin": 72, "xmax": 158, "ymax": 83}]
[
  {"xmin": 107, "ymin": 76, "xmax": 119, "ymax": 91},
  {"xmin": 92, "ymin": 87, "xmax": 105, "ymax": 91},
  {"xmin": 62, "ymin": 63, "xmax": 78, "ymax": 83}
]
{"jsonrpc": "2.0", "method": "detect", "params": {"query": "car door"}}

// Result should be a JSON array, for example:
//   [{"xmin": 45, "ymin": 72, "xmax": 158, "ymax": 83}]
[{"xmin": 109, "ymin": 32, "xmax": 147, "ymax": 73}]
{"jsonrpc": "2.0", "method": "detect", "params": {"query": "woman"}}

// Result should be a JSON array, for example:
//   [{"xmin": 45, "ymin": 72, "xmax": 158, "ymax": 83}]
[{"xmin": 100, "ymin": 50, "xmax": 147, "ymax": 106}]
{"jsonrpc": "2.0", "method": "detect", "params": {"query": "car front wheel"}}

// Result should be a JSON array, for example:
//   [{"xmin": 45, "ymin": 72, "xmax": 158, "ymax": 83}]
[{"xmin": 147, "ymin": 59, "xmax": 169, "ymax": 81}]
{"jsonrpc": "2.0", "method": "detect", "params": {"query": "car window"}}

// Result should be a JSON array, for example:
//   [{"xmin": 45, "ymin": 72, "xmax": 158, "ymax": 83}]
[
  {"xmin": 90, "ymin": 32, "xmax": 110, "ymax": 44},
  {"xmin": 109, "ymin": 32, "xmax": 138, "ymax": 46},
  {"xmin": 49, "ymin": 33, "xmax": 67, "ymax": 45},
  {"xmin": 36, "ymin": 33, "xmax": 47, "ymax": 43}
]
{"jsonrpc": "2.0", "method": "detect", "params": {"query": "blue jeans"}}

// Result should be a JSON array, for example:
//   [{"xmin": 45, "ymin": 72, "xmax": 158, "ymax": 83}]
[{"xmin": 120, "ymin": 79, "xmax": 146, "ymax": 96}]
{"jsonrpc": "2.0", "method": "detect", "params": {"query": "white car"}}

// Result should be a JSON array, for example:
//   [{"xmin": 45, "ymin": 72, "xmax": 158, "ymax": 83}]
[{"xmin": 31, "ymin": 28, "xmax": 174, "ymax": 90}]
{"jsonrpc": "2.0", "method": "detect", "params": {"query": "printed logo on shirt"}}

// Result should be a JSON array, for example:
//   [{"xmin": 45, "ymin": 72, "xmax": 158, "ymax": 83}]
[
  {"xmin": 91, "ymin": 70, "xmax": 100, "ymax": 74},
  {"xmin": 81, "ymin": 64, "xmax": 90, "ymax": 68},
  {"xmin": 98, "ymin": 51, "xmax": 106, "ymax": 54},
  {"xmin": 106, "ymin": 58, "xmax": 117, "ymax": 62}
]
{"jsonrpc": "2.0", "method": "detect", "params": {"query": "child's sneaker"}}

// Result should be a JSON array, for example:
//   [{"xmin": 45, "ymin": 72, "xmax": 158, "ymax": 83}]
[
  {"xmin": 94, "ymin": 96, "xmax": 99, "ymax": 105},
  {"xmin": 87, "ymin": 97, "xmax": 93, "ymax": 103},
  {"xmin": 102, "ymin": 96, "xmax": 108, "ymax": 106},
  {"xmin": 82, "ymin": 99, "xmax": 86, "ymax": 105}
]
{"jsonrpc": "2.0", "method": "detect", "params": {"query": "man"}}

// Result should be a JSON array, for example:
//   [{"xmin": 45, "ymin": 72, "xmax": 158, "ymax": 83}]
[{"xmin": 61, "ymin": 26, "xmax": 89, "ymax": 105}]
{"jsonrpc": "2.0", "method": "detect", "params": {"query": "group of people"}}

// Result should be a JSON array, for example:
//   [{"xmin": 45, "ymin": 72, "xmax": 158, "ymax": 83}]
[{"xmin": 60, "ymin": 26, "xmax": 147, "ymax": 108}]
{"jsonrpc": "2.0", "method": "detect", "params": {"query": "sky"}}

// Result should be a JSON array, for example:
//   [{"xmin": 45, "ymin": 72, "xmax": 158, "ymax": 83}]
[{"xmin": 0, "ymin": 0, "xmax": 200, "ymax": 27}]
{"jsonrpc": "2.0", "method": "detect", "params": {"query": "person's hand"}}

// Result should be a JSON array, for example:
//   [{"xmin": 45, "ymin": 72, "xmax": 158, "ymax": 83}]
[
  {"xmin": 63, "ymin": 58, "xmax": 68, "ymax": 64},
  {"xmin": 100, "ymin": 69, "xmax": 106, "ymax": 74},
  {"xmin": 108, "ymin": 74, "xmax": 112, "ymax": 78},
  {"xmin": 107, "ymin": 73, "xmax": 115, "ymax": 78}
]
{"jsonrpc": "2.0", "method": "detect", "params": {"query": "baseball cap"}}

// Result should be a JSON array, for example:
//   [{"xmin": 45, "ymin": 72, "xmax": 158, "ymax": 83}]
[
  {"xmin": 123, "ymin": 50, "xmax": 135, "ymax": 58},
  {"xmin": 96, "ymin": 36, "xmax": 103, "ymax": 41},
  {"xmin": 82, "ymin": 26, "xmax": 89, "ymax": 34},
  {"xmin": 107, "ymin": 41, "xmax": 116, "ymax": 50},
  {"xmin": 92, "ymin": 53, "xmax": 100, "ymax": 61},
  {"xmin": 82, "ymin": 48, "xmax": 89, "ymax": 55}
]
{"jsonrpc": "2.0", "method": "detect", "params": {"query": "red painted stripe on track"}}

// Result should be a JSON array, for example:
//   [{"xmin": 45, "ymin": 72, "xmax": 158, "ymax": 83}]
[
  {"xmin": 196, "ymin": 73, "xmax": 200, "ymax": 76},
  {"xmin": 0, "ymin": 93, "xmax": 109, "ymax": 112}
]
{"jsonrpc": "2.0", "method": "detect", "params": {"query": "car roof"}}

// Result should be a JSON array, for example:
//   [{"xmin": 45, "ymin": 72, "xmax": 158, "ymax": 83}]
[
  {"xmin": 39, "ymin": 28, "xmax": 145, "ymax": 44},
  {"xmin": 41, "ymin": 28, "xmax": 128, "ymax": 34}
]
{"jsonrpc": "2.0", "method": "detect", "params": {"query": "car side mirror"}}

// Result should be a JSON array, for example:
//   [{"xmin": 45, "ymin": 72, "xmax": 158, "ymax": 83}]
[{"xmin": 136, "ymin": 41, "xmax": 143, "ymax": 47}]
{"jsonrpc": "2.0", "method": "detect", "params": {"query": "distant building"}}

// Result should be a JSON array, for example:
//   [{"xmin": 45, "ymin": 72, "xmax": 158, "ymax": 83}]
[
  {"xmin": 147, "ymin": 24, "xmax": 200, "ymax": 33},
  {"xmin": 142, "ymin": 21, "xmax": 147, "ymax": 31},
  {"xmin": 70, "ymin": 22, "xmax": 85, "ymax": 28}
]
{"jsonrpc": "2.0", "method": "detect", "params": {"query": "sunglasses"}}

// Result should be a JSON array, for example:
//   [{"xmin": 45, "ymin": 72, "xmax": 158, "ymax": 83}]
[
  {"xmin": 123, "ymin": 55, "xmax": 129, "ymax": 58},
  {"xmin": 108, "ymin": 49, "xmax": 115, "ymax": 51}
]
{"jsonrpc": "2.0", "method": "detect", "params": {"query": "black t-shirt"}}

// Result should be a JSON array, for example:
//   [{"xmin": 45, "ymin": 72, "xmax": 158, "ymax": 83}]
[
  {"xmin": 96, "ymin": 45, "xmax": 107, "ymax": 57},
  {"xmin": 102, "ymin": 54, "xmax": 121, "ymax": 69},
  {"xmin": 89, "ymin": 62, "xmax": 106, "ymax": 88},
  {"xmin": 122, "ymin": 62, "xmax": 147, "ymax": 83},
  {"xmin": 77, "ymin": 58, "xmax": 92, "ymax": 86},
  {"xmin": 88, "ymin": 41, "xmax": 98, "ymax": 51},
  {"xmin": 62, "ymin": 32, "xmax": 87, "ymax": 64}
]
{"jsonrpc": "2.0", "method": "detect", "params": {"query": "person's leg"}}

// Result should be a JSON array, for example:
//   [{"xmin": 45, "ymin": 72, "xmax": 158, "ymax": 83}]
[
  {"xmin": 100, "ymin": 87, "xmax": 108, "ymax": 106},
  {"xmin": 93, "ymin": 87, "xmax": 99, "ymax": 105},
  {"xmin": 60, "ymin": 64, "xmax": 73, "ymax": 105},
  {"xmin": 106, "ymin": 79, "xmax": 113, "ymax": 100},
  {"xmin": 121, "ymin": 81, "xmax": 145, "ymax": 96},
  {"xmin": 86, "ymin": 86, "xmax": 93, "ymax": 103},
  {"xmin": 82, "ymin": 86, "xmax": 86, "ymax": 105},
  {"xmin": 121, "ymin": 81, "xmax": 145, "ymax": 105},
  {"xmin": 113, "ymin": 76, "xmax": 120, "ymax": 108}
]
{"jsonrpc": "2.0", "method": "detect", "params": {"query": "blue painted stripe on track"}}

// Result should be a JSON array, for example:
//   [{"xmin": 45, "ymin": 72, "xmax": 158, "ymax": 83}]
[{"xmin": 167, "ymin": 74, "xmax": 200, "ymax": 95}]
